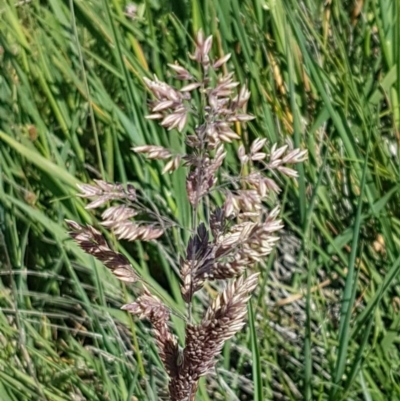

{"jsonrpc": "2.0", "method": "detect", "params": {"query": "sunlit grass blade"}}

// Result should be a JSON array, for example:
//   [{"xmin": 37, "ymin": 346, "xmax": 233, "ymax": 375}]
[{"xmin": 330, "ymin": 137, "xmax": 371, "ymax": 399}]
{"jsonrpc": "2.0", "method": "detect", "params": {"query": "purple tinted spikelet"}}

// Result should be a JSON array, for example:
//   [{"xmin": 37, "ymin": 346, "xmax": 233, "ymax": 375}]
[{"xmin": 180, "ymin": 223, "xmax": 215, "ymax": 302}]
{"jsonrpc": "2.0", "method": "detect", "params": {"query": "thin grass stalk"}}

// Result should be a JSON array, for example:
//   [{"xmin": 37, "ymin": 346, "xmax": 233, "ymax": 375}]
[
  {"xmin": 69, "ymin": 0, "xmax": 104, "ymax": 179},
  {"xmin": 330, "ymin": 136, "xmax": 371, "ymax": 399}
]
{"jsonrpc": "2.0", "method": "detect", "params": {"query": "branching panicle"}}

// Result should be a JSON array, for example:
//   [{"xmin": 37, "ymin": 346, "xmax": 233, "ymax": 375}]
[
  {"xmin": 67, "ymin": 30, "xmax": 307, "ymax": 401},
  {"xmin": 66, "ymin": 220, "xmax": 139, "ymax": 282},
  {"xmin": 75, "ymin": 180, "xmax": 166, "ymax": 241}
]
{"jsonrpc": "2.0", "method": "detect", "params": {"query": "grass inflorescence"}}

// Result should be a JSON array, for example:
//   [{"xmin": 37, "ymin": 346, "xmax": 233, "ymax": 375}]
[{"xmin": 1, "ymin": 0, "xmax": 400, "ymax": 400}]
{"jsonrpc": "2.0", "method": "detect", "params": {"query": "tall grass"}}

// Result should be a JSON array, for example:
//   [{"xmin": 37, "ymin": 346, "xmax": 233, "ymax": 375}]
[{"xmin": 0, "ymin": 0, "xmax": 399, "ymax": 399}]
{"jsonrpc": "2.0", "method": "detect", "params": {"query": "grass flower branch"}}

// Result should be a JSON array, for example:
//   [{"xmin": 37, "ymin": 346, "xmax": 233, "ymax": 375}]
[{"xmin": 67, "ymin": 30, "xmax": 307, "ymax": 400}]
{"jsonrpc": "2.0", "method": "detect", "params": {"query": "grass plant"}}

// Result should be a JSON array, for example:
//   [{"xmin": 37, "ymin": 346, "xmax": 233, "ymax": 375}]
[{"xmin": 1, "ymin": 0, "xmax": 400, "ymax": 400}]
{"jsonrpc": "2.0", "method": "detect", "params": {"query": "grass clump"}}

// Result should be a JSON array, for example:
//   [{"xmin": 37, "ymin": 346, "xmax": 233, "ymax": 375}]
[{"xmin": 0, "ymin": 0, "xmax": 400, "ymax": 400}]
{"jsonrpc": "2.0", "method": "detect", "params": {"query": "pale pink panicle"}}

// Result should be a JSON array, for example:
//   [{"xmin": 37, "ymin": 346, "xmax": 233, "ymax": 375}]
[{"xmin": 67, "ymin": 30, "xmax": 308, "ymax": 401}]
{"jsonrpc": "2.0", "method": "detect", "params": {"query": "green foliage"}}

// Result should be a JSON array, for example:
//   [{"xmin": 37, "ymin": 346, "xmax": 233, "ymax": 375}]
[{"xmin": 0, "ymin": 0, "xmax": 400, "ymax": 399}]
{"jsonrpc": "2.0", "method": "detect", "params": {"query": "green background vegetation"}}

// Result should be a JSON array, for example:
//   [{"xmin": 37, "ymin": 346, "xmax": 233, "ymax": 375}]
[{"xmin": 1, "ymin": 0, "xmax": 400, "ymax": 399}]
